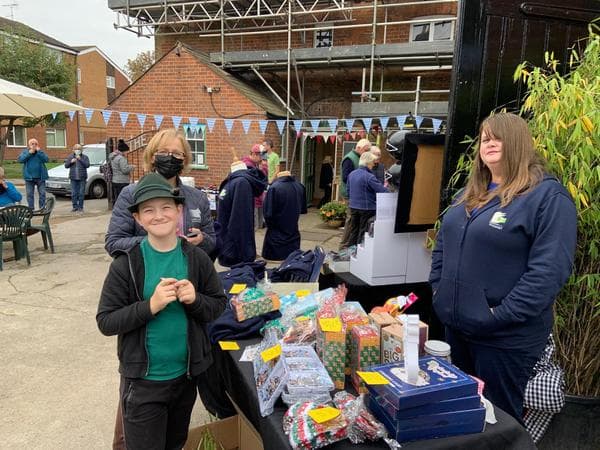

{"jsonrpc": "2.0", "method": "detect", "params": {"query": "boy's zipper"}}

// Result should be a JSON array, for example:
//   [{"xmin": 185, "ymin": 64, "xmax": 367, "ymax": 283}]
[{"xmin": 127, "ymin": 252, "xmax": 150, "ymax": 377}]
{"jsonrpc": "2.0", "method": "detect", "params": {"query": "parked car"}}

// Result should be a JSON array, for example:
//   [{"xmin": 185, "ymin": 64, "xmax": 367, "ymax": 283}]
[{"xmin": 46, "ymin": 144, "xmax": 107, "ymax": 199}]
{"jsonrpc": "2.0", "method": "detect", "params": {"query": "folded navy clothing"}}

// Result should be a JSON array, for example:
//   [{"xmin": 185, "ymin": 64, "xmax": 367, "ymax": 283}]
[
  {"xmin": 218, "ymin": 266, "xmax": 259, "ymax": 297},
  {"xmin": 208, "ymin": 308, "xmax": 281, "ymax": 344},
  {"xmin": 230, "ymin": 259, "xmax": 267, "ymax": 279}
]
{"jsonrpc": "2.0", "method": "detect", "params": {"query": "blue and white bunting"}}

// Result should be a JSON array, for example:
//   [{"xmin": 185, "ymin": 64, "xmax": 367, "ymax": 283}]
[
  {"xmin": 196, "ymin": 124, "xmax": 203, "ymax": 135},
  {"xmin": 258, "ymin": 119, "xmax": 268, "ymax": 135},
  {"xmin": 119, "ymin": 112, "xmax": 129, "ymax": 127},
  {"xmin": 68, "ymin": 111, "xmax": 76, "ymax": 121},
  {"xmin": 136, "ymin": 113, "xmax": 147, "ymax": 128},
  {"xmin": 415, "ymin": 115, "xmax": 424, "ymax": 129},
  {"xmin": 172, "ymin": 116, "xmax": 182, "ymax": 129},
  {"xmin": 206, "ymin": 118, "xmax": 216, "ymax": 133},
  {"xmin": 396, "ymin": 115, "xmax": 407, "ymax": 129},
  {"xmin": 84, "ymin": 109, "xmax": 94, "ymax": 124},
  {"xmin": 188, "ymin": 117, "xmax": 199, "ymax": 127},
  {"xmin": 275, "ymin": 119, "xmax": 286, "ymax": 135},
  {"xmin": 183, "ymin": 124, "xmax": 189, "ymax": 134},
  {"xmin": 327, "ymin": 119, "xmax": 338, "ymax": 134},
  {"xmin": 431, "ymin": 118, "xmax": 442, "ymax": 133},
  {"xmin": 362, "ymin": 117, "xmax": 372, "ymax": 131},
  {"xmin": 379, "ymin": 116, "xmax": 390, "ymax": 131},
  {"xmin": 224, "ymin": 118, "xmax": 234, "ymax": 134},
  {"xmin": 345, "ymin": 118, "xmax": 355, "ymax": 131},
  {"xmin": 292, "ymin": 119, "xmax": 303, "ymax": 132},
  {"xmin": 51, "ymin": 112, "xmax": 57, "ymax": 120},
  {"xmin": 310, "ymin": 119, "xmax": 320, "ymax": 133},
  {"xmin": 154, "ymin": 114, "xmax": 163, "ymax": 129},
  {"xmin": 241, "ymin": 119, "xmax": 252, "ymax": 134},
  {"xmin": 102, "ymin": 110, "xmax": 112, "ymax": 125}
]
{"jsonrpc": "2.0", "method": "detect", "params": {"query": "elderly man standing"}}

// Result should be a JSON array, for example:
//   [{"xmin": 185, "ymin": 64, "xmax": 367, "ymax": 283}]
[
  {"xmin": 339, "ymin": 138, "xmax": 371, "ymax": 249},
  {"xmin": 65, "ymin": 144, "xmax": 90, "ymax": 213},
  {"xmin": 18, "ymin": 138, "xmax": 49, "ymax": 209},
  {"xmin": 369, "ymin": 146, "xmax": 386, "ymax": 184}
]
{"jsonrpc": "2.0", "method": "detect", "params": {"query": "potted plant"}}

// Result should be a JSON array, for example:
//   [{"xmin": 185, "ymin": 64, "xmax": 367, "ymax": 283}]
[{"xmin": 319, "ymin": 201, "xmax": 347, "ymax": 228}]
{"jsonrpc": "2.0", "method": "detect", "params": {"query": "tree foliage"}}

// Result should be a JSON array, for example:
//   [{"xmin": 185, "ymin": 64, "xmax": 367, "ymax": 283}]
[{"xmin": 125, "ymin": 50, "xmax": 155, "ymax": 82}]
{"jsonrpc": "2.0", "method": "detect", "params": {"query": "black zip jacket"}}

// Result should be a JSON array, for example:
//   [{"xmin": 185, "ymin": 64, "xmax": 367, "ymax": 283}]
[{"xmin": 96, "ymin": 239, "xmax": 227, "ymax": 378}]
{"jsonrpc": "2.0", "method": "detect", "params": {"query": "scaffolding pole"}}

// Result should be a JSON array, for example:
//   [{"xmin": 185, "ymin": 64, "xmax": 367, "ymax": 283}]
[
  {"xmin": 286, "ymin": 0, "xmax": 292, "ymax": 171},
  {"xmin": 369, "ymin": 0, "xmax": 378, "ymax": 96}
]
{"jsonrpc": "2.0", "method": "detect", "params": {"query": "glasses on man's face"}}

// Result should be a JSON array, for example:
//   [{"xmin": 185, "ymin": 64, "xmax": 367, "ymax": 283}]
[{"xmin": 156, "ymin": 150, "xmax": 185, "ymax": 160}]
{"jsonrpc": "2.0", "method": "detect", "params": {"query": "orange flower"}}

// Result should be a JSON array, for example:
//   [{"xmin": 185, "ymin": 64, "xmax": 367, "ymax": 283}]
[{"xmin": 326, "ymin": 211, "xmax": 332, "ymax": 217}]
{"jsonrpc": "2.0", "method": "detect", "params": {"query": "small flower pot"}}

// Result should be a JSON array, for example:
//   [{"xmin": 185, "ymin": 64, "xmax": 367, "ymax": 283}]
[{"xmin": 325, "ymin": 219, "xmax": 344, "ymax": 228}]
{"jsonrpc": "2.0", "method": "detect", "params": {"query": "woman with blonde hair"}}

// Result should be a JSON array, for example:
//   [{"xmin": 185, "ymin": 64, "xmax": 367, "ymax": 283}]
[{"xmin": 429, "ymin": 112, "xmax": 577, "ymax": 423}]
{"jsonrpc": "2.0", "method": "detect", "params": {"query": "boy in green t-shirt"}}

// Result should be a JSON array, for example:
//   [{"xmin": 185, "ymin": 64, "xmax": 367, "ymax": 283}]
[
  {"xmin": 97, "ymin": 173, "xmax": 227, "ymax": 450},
  {"xmin": 263, "ymin": 138, "xmax": 280, "ymax": 183}
]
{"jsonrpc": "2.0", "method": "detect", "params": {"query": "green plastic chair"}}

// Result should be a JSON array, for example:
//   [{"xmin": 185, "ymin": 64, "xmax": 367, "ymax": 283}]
[
  {"xmin": 0, "ymin": 205, "xmax": 33, "ymax": 271},
  {"xmin": 27, "ymin": 195, "xmax": 55, "ymax": 253}
]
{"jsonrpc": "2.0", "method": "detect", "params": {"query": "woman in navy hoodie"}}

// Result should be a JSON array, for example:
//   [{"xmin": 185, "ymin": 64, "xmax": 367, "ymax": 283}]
[{"xmin": 429, "ymin": 113, "xmax": 576, "ymax": 423}]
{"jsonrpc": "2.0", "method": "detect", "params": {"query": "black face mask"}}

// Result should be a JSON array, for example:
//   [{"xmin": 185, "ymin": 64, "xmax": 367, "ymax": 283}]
[{"xmin": 154, "ymin": 154, "xmax": 184, "ymax": 179}]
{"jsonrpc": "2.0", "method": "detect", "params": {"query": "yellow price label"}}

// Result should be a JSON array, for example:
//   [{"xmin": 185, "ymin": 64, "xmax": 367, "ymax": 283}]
[
  {"xmin": 356, "ymin": 371, "xmax": 390, "ymax": 385},
  {"xmin": 229, "ymin": 283, "xmax": 247, "ymax": 294},
  {"xmin": 296, "ymin": 289, "xmax": 311, "ymax": 298},
  {"xmin": 295, "ymin": 316, "xmax": 309, "ymax": 322},
  {"xmin": 319, "ymin": 317, "xmax": 342, "ymax": 332},
  {"xmin": 260, "ymin": 343, "xmax": 282, "ymax": 362},
  {"xmin": 308, "ymin": 406, "xmax": 341, "ymax": 424},
  {"xmin": 218, "ymin": 341, "xmax": 240, "ymax": 351}
]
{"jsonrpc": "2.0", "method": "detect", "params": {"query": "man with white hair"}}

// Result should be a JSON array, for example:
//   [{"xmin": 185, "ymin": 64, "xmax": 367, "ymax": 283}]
[{"xmin": 369, "ymin": 146, "xmax": 386, "ymax": 184}]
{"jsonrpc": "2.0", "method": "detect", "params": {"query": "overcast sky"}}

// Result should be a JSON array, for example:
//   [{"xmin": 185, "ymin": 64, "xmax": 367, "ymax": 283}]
[{"xmin": 4, "ymin": 0, "xmax": 154, "ymax": 70}]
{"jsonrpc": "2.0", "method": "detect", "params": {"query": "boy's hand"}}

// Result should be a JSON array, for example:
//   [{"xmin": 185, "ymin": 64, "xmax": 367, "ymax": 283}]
[
  {"xmin": 149, "ymin": 278, "xmax": 179, "ymax": 314},
  {"xmin": 174, "ymin": 279, "xmax": 196, "ymax": 304}
]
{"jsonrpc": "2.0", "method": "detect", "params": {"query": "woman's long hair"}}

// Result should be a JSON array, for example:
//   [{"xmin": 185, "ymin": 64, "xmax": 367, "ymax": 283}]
[{"xmin": 460, "ymin": 112, "xmax": 546, "ymax": 212}]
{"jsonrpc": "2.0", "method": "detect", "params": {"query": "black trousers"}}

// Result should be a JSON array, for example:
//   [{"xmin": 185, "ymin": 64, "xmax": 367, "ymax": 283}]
[
  {"xmin": 318, "ymin": 186, "xmax": 332, "ymax": 207},
  {"xmin": 348, "ymin": 208, "xmax": 375, "ymax": 247},
  {"xmin": 112, "ymin": 183, "xmax": 129, "ymax": 203},
  {"xmin": 120, "ymin": 374, "xmax": 196, "ymax": 450},
  {"xmin": 196, "ymin": 346, "xmax": 236, "ymax": 419},
  {"xmin": 446, "ymin": 328, "xmax": 545, "ymax": 424}
]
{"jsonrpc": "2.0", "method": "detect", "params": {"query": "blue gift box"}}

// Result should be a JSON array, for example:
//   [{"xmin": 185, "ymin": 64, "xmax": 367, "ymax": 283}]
[
  {"xmin": 368, "ymin": 395, "xmax": 486, "ymax": 442},
  {"xmin": 374, "ymin": 393, "xmax": 482, "ymax": 419},
  {"xmin": 366, "ymin": 356, "xmax": 479, "ymax": 410}
]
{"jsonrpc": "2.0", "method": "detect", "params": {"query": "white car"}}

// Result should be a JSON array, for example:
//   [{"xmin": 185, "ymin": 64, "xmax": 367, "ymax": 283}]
[{"xmin": 46, "ymin": 143, "xmax": 108, "ymax": 199}]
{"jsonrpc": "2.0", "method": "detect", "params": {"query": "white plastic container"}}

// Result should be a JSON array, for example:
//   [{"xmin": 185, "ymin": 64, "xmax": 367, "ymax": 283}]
[{"xmin": 424, "ymin": 340, "xmax": 452, "ymax": 362}]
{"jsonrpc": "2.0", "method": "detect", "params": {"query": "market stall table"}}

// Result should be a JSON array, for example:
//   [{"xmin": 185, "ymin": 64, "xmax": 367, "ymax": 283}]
[{"xmin": 222, "ymin": 338, "xmax": 536, "ymax": 450}]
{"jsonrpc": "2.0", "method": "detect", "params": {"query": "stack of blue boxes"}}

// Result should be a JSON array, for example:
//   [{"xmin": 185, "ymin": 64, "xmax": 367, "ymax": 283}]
[{"xmin": 366, "ymin": 356, "xmax": 486, "ymax": 442}]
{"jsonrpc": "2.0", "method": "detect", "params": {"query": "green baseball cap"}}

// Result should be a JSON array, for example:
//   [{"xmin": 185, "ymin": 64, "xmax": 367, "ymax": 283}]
[{"xmin": 128, "ymin": 172, "xmax": 185, "ymax": 212}]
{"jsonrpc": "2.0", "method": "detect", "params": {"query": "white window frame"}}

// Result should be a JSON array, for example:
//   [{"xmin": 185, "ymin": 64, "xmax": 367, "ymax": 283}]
[
  {"xmin": 185, "ymin": 124, "xmax": 207, "ymax": 168},
  {"xmin": 6, "ymin": 125, "xmax": 27, "ymax": 147},
  {"xmin": 77, "ymin": 67, "xmax": 81, "ymax": 84},
  {"xmin": 314, "ymin": 28, "xmax": 333, "ymax": 48},
  {"xmin": 46, "ymin": 128, "xmax": 66, "ymax": 148},
  {"xmin": 410, "ymin": 17, "xmax": 454, "ymax": 42},
  {"xmin": 106, "ymin": 75, "xmax": 116, "ymax": 89}
]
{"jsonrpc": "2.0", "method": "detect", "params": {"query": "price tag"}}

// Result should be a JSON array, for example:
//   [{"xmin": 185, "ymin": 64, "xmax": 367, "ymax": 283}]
[
  {"xmin": 356, "ymin": 371, "xmax": 390, "ymax": 385},
  {"xmin": 296, "ymin": 289, "xmax": 311, "ymax": 298},
  {"xmin": 308, "ymin": 406, "xmax": 341, "ymax": 424},
  {"xmin": 229, "ymin": 284, "xmax": 247, "ymax": 294},
  {"xmin": 319, "ymin": 317, "xmax": 342, "ymax": 332},
  {"xmin": 218, "ymin": 341, "xmax": 240, "ymax": 351},
  {"xmin": 260, "ymin": 343, "xmax": 282, "ymax": 362},
  {"xmin": 296, "ymin": 316, "xmax": 309, "ymax": 322}
]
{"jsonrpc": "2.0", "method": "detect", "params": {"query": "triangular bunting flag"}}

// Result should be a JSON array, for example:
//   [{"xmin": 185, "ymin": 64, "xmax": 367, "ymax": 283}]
[
  {"xmin": 154, "ymin": 114, "xmax": 164, "ymax": 129},
  {"xmin": 119, "ymin": 112, "xmax": 129, "ymax": 127},
  {"xmin": 188, "ymin": 117, "xmax": 199, "ymax": 127},
  {"xmin": 329, "ymin": 135, "xmax": 336, "ymax": 144},
  {"xmin": 68, "ymin": 111, "xmax": 76, "ymax": 121},
  {"xmin": 224, "ymin": 119, "xmax": 234, "ymax": 134},
  {"xmin": 137, "ymin": 113, "xmax": 147, "ymax": 128},
  {"xmin": 183, "ymin": 124, "xmax": 190, "ymax": 134},
  {"xmin": 206, "ymin": 118, "xmax": 216, "ymax": 133},
  {"xmin": 327, "ymin": 119, "xmax": 338, "ymax": 134},
  {"xmin": 415, "ymin": 116, "xmax": 424, "ymax": 129},
  {"xmin": 310, "ymin": 119, "xmax": 320, "ymax": 133},
  {"xmin": 241, "ymin": 119, "xmax": 252, "ymax": 134},
  {"xmin": 379, "ymin": 116, "xmax": 390, "ymax": 131},
  {"xmin": 345, "ymin": 118, "xmax": 355, "ymax": 131},
  {"xmin": 84, "ymin": 109, "xmax": 94, "ymax": 124},
  {"xmin": 362, "ymin": 117, "xmax": 372, "ymax": 131},
  {"xmin": 196, "ymin": 124, "xmax": 202, "ymax": 134},
  {"xmin": 275, "ymin": 119, "xmax": 286, "ymax": 135},
  {"xmin": 431, "ymin": 118, "xmax": 443, "ymax": 133},
  {"xmin": 172, "ymin": 116, "xmax": 182, "ymax": 129},
  {"xmin": 258, "ymin": 119, "xmax": 268, "ymax": 135},
  {"xmin": 396, "ymin": 115, "xmax": 407, "ymax": 129},
  {"xmin": 293, "ymin": 119, "xmax": 303, "ymax": 132},
  {"xmin": 102, "ymin": 110, "xmax": 112, "ymax": 125},
  {"xmin": 51, "ymin": 112, "xmax": 57, "ymax": 120},
  {"xmin": 315, "ymin": 135, "xmax": 323, "ymax": 144}
]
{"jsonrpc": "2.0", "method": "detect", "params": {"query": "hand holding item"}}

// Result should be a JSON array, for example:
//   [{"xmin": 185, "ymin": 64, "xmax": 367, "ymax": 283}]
[
  {"xmin": 149, "ymin": 277, "xmax": 179, "ymax": 314},
  {"xmin": 174, "ymin": 279, "xmax": 195, "ymax": 304},
  {"xmin": 71, "ymin": 158, "xmax": 77, "ymax": 163},
  {"xmin": 184, "ymin": 227, "xmax": 204, "ymax": 246}
]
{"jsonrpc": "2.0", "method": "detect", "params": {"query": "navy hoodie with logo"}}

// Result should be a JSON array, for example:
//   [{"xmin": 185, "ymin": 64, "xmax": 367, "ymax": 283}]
[
  {"xmin": 217, "ymin": 167, "xmax": 267, "ymax": 267},
  {"xmin": 429, "ymin": 176, "xmax": 577, "ymax": 349}
]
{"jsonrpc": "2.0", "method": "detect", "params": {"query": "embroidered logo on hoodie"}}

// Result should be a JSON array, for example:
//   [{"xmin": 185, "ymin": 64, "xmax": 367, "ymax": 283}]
[
  {"xmin": 219, "ymin": 189, "xmax": 227, "ymax": 199},
  {"xmin": 489, "ymin": 211, "xmax": 507, "ymax": 230}
]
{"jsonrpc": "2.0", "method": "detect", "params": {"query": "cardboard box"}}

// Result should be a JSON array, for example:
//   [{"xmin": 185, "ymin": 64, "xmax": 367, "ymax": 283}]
[
  {"xmin": 349, "ymin": 325, "xmax": 381, "ymax": 393},
  {"xmin": 368, "ymin": 312, "xmax": 397, "ymax": 334},
  {"xmin": 340, "ymin": 302, "xmax": 369, "ymax": 375},
  {"xmin": 231, "ymin": 290, "xmax": 280, "ymax": 321},
  {"xmin": 316, "ymin": 318, "xmax": 346, "ymax": 389},
  {"xmin": 381, "ymin": 320, "xmax": 429, "ymax": 363}
]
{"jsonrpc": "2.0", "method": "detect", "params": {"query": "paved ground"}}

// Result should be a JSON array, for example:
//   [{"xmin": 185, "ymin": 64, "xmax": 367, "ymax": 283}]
[{"xmin": 0, "ymin": 185, "xmax": 342, "ymax": 449}]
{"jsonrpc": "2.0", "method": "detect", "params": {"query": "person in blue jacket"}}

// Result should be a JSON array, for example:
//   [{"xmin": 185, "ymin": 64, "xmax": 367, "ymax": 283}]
[
  {"xmin": 262, "ymin": 170, "xmax": 307, "ymax": 260},
  {"xmin": 17, "ymin": 138, "xmax": 49, "ymax": 209},
  {"xmin": 346, "ymin": 151, "xmax": 388, "ymax": 247},
  {"xmin": 0, "ymin": 166, "xmax": 22, "ymax": 207},
  {"xmin": 64, "ymin": 144, "xmax": 90, "ymax": 213},
  {"xmin": 429, "ymin": 112, "xmax": 577, "ymax": 423},
  {"xmin": 217, "ymin": 160, "xmax": 267, "ymax": 267}
]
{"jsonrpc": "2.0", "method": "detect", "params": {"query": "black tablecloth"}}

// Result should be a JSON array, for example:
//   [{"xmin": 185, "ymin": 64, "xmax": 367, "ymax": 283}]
[{"xmin": 222, "ymin": 338, "xmax": 536, "ymax": 450}]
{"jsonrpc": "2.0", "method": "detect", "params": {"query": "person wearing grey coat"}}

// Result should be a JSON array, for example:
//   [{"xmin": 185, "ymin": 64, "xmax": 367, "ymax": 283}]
[{"xmin": 109, "ymin": 151, "xmax": 134, "ymax": 201}]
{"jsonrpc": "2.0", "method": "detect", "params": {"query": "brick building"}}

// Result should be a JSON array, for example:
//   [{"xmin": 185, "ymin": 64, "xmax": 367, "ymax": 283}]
[
  {"xmin": 0, "ymin": 17, "xmax": 129, "ymax": 161},
  {"xmin": 107, "ymin": 0, "xmax": 457, "ymax": 201}
]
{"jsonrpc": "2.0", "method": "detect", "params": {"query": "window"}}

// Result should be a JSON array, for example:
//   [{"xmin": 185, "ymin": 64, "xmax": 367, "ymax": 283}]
[
  {"xmin": 106, "ymin": 75, "xmax": 115, "ymax": 89},
  {"xmin": 48, "ymin": 48, "xmax": 63, "ymax": 63},
  {"xmin": 46, "ymin": 128, "xmax": 66, "ymax": 147},
  {"xmin": 314, "ymin": 29, "xmax": 333, "ymax": 48},
  {"xmin": 185, "ymin": 125, "xmax": 206, "ymax": 167},
  {"xmin": 6, "ymin": 126, "xmax": 27, "ymax": 147},
  {"xmin": 77, "ymin": 67, "xmax": 81, "ymax": 84},
  {"xmin": 411, "ymin": 19, "xmax": 453, "ymax": 42}
]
